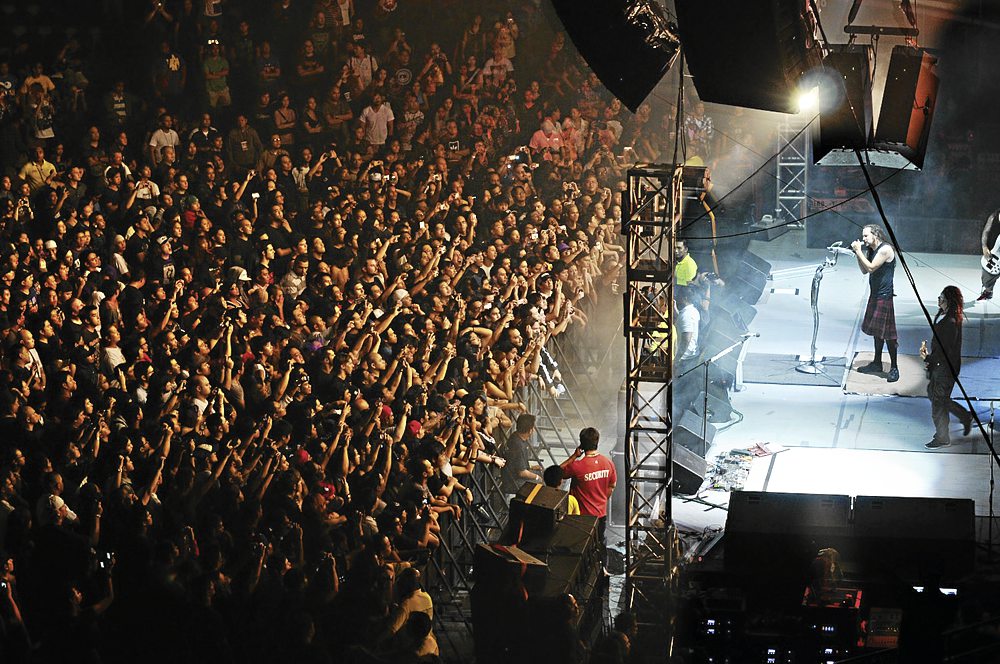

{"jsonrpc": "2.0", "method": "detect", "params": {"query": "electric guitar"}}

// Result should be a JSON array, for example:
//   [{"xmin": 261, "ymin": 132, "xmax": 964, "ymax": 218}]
[{"xmin": 982, "ymin": 234, "xmax": 1000, "ymax": 276}]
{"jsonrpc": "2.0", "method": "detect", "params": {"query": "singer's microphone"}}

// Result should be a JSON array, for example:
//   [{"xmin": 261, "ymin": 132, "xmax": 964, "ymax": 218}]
[{"xmin": 741, "ymin": 332, "xmax": 760, "ymax": 338}]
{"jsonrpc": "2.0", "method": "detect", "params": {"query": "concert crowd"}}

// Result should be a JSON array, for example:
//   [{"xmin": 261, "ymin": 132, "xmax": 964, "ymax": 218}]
[{"xmin": 0, "ymin": 1, "xmax": 671, "ymax": 662}]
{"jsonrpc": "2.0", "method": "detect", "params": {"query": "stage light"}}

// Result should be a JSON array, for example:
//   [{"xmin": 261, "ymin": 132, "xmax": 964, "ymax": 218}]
[{"xmin": 797, "ymin": 86, "xmax": 819, "ymax": 114}]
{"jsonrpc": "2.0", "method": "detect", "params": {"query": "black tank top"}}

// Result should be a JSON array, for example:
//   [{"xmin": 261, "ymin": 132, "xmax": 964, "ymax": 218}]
[{"xmin": 867, "ymin": 242, "xmax": 894, "ymax": 299}]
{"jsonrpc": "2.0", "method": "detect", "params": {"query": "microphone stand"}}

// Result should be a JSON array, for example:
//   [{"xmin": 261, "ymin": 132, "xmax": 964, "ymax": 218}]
[
  {"xmin": 670, "ymin": 336, "xmax": 754, "ymax": 513},
  {"xmin": 796, "ymin": 246, "xmax": 845, "ymax": 377},
  {"xmin": 674, "ymin": 335, "xmax": 754, "ymax": 445}
]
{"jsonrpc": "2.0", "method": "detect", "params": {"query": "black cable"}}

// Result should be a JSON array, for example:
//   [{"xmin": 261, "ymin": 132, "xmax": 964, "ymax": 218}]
[
  {"xmin": 853, "ymin": 149, "xmax": 1000, "ymax": 467},
  {"xmin": 682, "ymin": 164, "xmax": 908, "ymax": 240},
  {"xmin": 677, "ymin": 114, "xmax": 817, "ymax": 234}
]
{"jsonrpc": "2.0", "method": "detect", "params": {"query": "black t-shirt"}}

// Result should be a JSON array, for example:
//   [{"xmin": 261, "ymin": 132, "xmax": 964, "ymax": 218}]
[
  {"xmin": 119, "ymin": 284, "xmax": 146, "ymax": 324},
  {"xmin": 227, "ymin": 234, "xmax": 254, "ymax": 269},
  {"xmin": 501, "ymin": 432, "xmax": 532, "ymax": 493},
  {"xmin": 124, "ymin": 233, "xmax": 150, "ymax": 268}
]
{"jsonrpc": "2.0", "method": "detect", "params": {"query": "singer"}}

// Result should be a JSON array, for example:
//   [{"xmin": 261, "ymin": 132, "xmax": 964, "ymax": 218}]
[
  {"xmin": 851, "ymin": 224, "xmax": 900, "ymax": 382},
  {"xmin": 921, "ymin": 286, "xmax": 973, "ymax": 449}
]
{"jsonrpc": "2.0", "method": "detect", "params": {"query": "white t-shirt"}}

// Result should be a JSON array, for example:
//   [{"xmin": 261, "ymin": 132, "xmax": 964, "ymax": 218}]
[
  {"xmin": 677, "ymin": 303, "xmax": 700, "ymax": 360},
  {"xmin": 483, "ymin": 56, "xmax": 513, "ymax": 85},
  {"xmin": 149, "ymin": 128, "xmax": 180, "ymax": 162},
  {"xmin": 360, "ymin": 102, "xmax": 394, "ymax": 146}
]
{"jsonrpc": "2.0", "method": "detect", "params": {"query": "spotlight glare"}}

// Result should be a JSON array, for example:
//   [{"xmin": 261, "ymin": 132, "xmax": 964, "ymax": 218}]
[{"xmin": 797, "ymin": 86, "xmax": 819, "ymax": 114}]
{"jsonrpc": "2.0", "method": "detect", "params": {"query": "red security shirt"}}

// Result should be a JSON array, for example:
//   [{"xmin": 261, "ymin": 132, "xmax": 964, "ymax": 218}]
[{"xmin": 562, "ymin": 453, "xmax": 616, "ymax": 518}]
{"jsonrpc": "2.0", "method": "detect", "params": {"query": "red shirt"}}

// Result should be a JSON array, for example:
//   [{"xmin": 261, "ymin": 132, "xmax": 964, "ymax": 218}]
[{"xmin": 562, "ymin": 453, "xmax": 616, "ymax": 518}]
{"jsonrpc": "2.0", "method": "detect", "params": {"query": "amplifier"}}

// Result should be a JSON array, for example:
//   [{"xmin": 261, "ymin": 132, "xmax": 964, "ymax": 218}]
[{"xmin": 507, "ymin": 483, "xmax": 569, "ymax": 540}]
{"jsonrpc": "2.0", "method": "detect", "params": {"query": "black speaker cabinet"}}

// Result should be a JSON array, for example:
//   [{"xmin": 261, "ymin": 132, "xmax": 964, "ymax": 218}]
[
  {"xmin": 549, "ymin": 0, "xmax": 679, "ymax": 112},
  {"xmin": 712, "ymin": 289, "xmax": 758, "ymax": 328},
  {"xmin": 813, "ymin": 45, "xmax": 874, "ymax": 166},
  {"xmin": 853, "ymin": 496, "xmax": 974, "ymax": 580},
  {"xmin": 473, "ymin": 543, "xmax": 547, "ymax": 593},
  {"xmin": 873, "ymin": 46, "xmax": 939, "ymax": 170},
  {"xmin": 721, "ymin": 251, "xmax": 771, "ymax": 305},
  {"xmin": 693, "ymin": 389, "xmax": 733, "ymax": 424},
  {"xmin": 725, "ymin": 491, "xmax": 852, "ymax": 574},
  {"xmin": 675, "ymin": 0, "xmax": 822, "ymax": 113},
  {"xmin": 672, "ymin": 442, "xmax": 706, "ymax": 496},
  {"xmin": 674, "ymin": 410, "xmax": 716, "ymax": 456}
]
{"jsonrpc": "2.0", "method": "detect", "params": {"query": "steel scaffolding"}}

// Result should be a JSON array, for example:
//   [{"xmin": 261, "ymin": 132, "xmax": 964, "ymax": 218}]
[
  {"xmin": 776, "ymin": 114, "xmax": 811, "ymax": 224},
  {"xmin": 622, "ymin": 164, "xmax": 685, "ymax": 656}
]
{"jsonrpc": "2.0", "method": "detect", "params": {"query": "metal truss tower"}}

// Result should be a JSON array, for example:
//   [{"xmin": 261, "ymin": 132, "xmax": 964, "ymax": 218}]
[
  {"xmin": 621, "ymin": 164, "xmax": 690, "ymax": 657},
  {"xmin": 776, "ymin": 114, "xmax": 811, "ymax": 224}
]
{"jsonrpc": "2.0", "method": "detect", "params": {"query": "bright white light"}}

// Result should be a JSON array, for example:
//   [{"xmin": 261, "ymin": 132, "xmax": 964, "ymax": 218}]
[{"xmin": 798, "ymin": 87, "xmax": 820, "ymax": 114}]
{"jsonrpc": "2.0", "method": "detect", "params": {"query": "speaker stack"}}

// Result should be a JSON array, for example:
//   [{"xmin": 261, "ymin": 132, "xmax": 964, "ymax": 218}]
[
  {"xmin": 873, "ymin": 46, "xmax": 939, "ymax": 170},
  {"xmin": 675, "ymin": 0, "xmax": 822, "ymax": 113},
  {"xmin": 725, "ymin": 491, "xmax": 976, "ymax": 582},
  {"xmin": 474, "ymin": 483, "xmax": 605, "ymax": 658},
  {"xmin": 813, "ymin": 45, "xmax": 874, "ymax": 166},
  {"xmin": 549, "ymin": 0, "xmax": 679, "ymax": 112}
]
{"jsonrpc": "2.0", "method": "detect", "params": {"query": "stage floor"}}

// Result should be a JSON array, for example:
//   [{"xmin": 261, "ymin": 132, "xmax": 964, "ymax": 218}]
[{"xmin": 669, "ymin": 230, "xmax": 1000, "ymax": 535}]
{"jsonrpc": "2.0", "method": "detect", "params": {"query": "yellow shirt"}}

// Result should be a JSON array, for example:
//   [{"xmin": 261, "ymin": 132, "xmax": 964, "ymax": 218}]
[
  {"xmin": 675, "ymin": 254, "xmax": 697, "ymax": 286},
  {"xmin": 567, "ymin": 494, "xmax": 581, "ymax": 515},
  {"xmin": 19, "ymin": 159, "xmax": 56, "ymax": 193}
]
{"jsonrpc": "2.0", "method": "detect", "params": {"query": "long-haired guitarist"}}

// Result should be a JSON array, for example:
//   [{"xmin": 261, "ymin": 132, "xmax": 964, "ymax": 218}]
[
  {"xmin": 920, "ymin": 286, "xmax": 973, "ymax": 449},
  {"xmin": 979, "ymin": 209, "xmax": 1000, "ymax": 301}
]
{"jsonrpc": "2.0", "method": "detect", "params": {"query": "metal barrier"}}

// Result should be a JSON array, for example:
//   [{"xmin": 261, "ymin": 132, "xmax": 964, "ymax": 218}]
[{"xmin": 425, "ymin": 320, "xmax": 621, "ymax": 661}]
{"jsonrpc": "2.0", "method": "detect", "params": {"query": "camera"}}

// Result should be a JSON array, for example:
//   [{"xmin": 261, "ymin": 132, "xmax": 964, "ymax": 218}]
[
  {"xmin": 448, "ymin": 141, "xmax": 459, "ymax": 151},
  {"xmin": 251, "ymin": 192, "xmax": 260, "ymax": 199},
  {"xmin": 98, "ymin": 550, "xmax": 114, "ymax": 570},
  {"xmin": 371, "ymin": 172, "xmax": 382, "ymax": 182}
]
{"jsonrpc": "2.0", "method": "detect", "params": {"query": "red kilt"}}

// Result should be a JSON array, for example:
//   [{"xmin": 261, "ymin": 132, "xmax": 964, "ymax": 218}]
[{"xmin": 862, "ymin": 294, "xmax": 897, "ymax": 340}]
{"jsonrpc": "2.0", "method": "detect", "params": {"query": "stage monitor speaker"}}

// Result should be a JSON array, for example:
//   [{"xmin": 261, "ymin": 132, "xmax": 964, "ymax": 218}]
[
  {"xmin": 694, "ymin": 329, "xmax": 739, "ymax": 388},
  {"xmin": 712, "ymin": 290, "xmax": 758, "ymax": 328},
  {"xmin": 813, "ymin": 45, "xmax": 874, "ymax": 166},
  {"xmin": 852, "ymin": 496, "xmax": 974, "ymax": 579},
  {"xmin": 613, "ymin": 442, "xmax": 705, "ymax": 498},
  {"xmin": 694, "ymin": 389, "xmax": 733, "ymax": 423},
  {"xmin": 675, "ymin": 0, "xmax": 822, "ymax": 113},
  {"xmin": 549, "ymin": 0, "xmax": 679, "ymax": 112},
  {"xmin": 873, "ymin": 46, "xmax": 939, "ymax": 170},
  {"xmin": 674, "ymin": 410, "xmax": 716, "ymax": 456},
  {"xmin": 672, "ymin": 442, "xmax": 706, "ymax": 495},
  {"xmin": 721, "ymin": 251, "xmax": 771, "ymax": 305},
  {"xmin": 725, "ymin": 491, "xmax": 852, "ymax": 574}
]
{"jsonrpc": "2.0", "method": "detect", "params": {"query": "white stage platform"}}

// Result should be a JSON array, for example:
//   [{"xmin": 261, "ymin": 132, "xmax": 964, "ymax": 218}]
[
  {"xmin": 744, "ymin": 447, "xmax": 1000, "ymax": 517},
  {"xmin": 666, "ymin": 231, "xmax": 1000, "ymax": 535}
]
